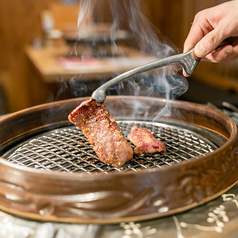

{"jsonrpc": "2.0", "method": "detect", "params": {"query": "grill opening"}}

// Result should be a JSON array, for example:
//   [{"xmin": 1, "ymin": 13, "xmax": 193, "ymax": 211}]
[{"xmin": 2, "ymin": 121, "xmax": 218, "ymax": 174}]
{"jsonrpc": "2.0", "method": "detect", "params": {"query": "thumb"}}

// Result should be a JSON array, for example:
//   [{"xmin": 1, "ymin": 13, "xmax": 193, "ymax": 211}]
[{"xmin": 194, "ymin": 31, "xmax": 223, "ymax": 58}]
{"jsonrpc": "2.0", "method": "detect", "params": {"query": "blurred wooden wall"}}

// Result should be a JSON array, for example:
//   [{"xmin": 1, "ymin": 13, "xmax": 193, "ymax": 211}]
[
  {"xmin": 0, "ymin": 0, "xmax": 231, "ymax": 113},
  {"xmin": 0, "ymin": 0, "xmax": 49, "ymax": 113}
]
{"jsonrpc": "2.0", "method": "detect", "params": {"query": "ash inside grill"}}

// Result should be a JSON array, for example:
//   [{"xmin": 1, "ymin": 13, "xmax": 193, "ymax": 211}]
[{"xmin": 2, "ymin": 121, "xmax": 217, "ymax": 173}]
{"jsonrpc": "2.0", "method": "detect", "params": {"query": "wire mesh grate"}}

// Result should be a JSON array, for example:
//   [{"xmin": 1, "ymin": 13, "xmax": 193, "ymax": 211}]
[{"xmin": 3, "ymin": 121, "xmax": 216, "ymax": 174}]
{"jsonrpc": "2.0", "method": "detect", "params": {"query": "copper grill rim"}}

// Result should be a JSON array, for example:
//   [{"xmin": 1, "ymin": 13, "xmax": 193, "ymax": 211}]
[{"xmin": 0, "ymin": 96, "xmax": 237, "ymax": 224}]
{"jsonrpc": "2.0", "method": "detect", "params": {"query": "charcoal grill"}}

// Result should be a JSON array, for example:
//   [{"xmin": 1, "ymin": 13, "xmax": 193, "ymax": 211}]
[{"xmin": 0, "ymin": 96, "xmax": 237, "ymax": 224}]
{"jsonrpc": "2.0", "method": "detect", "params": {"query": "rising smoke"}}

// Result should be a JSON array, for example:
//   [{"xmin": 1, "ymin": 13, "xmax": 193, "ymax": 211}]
[{"xmin": 67, "ymin": 0, "xmax": 188, "ymax": 119}]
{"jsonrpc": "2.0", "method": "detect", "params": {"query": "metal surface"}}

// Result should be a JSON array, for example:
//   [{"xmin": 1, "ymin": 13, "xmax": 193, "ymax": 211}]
[
  {"xmin": 92, "ymin": 49, "xmax": 200, "ymax": 102},
  {"xmin": 92, "ymin": 37, "xmax": 238, "ymax": 103},
  {"xmin": 3, "ymin": 121, "xmax": 216, "ymax": 173}
]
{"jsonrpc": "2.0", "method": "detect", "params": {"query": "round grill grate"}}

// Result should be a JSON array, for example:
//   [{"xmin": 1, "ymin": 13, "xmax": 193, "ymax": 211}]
[{"xmin": 3, "ymin": 121, "xmax": 216, "ymax": 173}]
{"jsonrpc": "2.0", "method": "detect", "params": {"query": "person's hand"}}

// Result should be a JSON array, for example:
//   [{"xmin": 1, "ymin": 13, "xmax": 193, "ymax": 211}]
[{"xmin": 183, "ymin": 0, "xmax": 238, "ymax": 76}]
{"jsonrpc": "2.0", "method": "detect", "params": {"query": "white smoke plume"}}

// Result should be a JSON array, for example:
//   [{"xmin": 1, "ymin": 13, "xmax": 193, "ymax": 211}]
[{"xmin": 67, "ymin": 0, "xmax": 188, "ymax": 120}]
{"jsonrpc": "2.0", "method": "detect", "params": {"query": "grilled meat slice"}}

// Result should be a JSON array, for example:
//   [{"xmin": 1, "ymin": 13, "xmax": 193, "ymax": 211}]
[
  {"xmin": 127, "ymin": 126, "xmax": 166, "ymax": 154},
  {"xmin": 68, "ymin": 98, "xmax": 133, "ymax": 167}
]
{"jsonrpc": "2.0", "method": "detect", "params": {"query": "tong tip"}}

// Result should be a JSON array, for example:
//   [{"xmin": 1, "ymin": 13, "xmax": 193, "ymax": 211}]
[{"xmin": 91, "ymin": 89, "xmax": 106, "ymax": 103}]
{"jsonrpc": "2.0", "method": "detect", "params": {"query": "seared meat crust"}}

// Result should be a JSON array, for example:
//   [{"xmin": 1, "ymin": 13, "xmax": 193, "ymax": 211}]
[{"xmin": 68, "ymin": 98, "xmax": 133, "ymax": 167}]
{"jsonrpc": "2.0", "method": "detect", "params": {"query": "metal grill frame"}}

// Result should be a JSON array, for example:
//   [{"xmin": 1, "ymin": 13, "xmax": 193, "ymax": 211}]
[{"xmin": 3, "ymin": 121, "xmax": 217, "ymax": 174}]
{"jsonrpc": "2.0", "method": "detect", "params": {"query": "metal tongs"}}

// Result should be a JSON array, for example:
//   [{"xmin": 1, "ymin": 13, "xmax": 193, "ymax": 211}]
[{"xmin": 92, "ymin": 37, "xmax": 237, "ymax": 103}]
